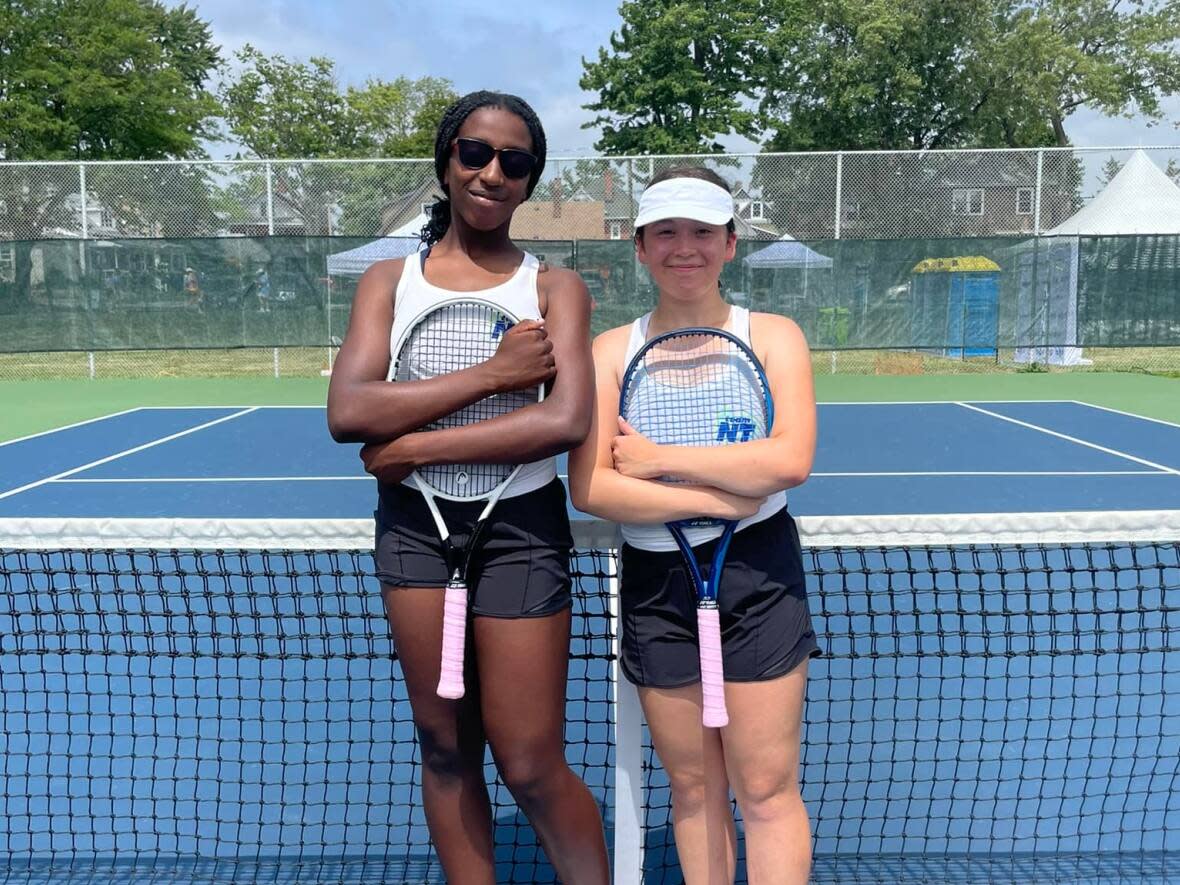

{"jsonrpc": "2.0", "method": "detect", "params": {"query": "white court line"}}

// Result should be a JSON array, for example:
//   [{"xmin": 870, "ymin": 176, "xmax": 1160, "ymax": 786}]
[
  {"xmin": 1067, "ymin": 400, "xmax": 1180, "ymax": 430},
  {"xmin": 813, "ymin": 470, "xmax": 1167, "ymax": 477},
  {"xmin": 135, "ymin": 404, "xmax": 326, "ymax": 410},
  {"xmin": 956, "ymin": 402, "xmax": 1180, "ymax": 475},
  {"xmin": 0, "ymin": 407, "xmax": 146, "ymax": 448},
  {"xmin": 57, "ymin": 471, "xmax": 577, "ymax": 483},
  {"xmin": 0, "ymin": 408, "xmax": 259, "ymax": 500},
  {"xmin": 818, "ymin": 399, "xmax": 1071, "ymax": 406},
  {"xmin": 59, "ymin": 476, "xmax": 371, "ymax": 483},
  {"xmin": 49, "ymin": 470, "xmax": 1169, "ymax": 483}
]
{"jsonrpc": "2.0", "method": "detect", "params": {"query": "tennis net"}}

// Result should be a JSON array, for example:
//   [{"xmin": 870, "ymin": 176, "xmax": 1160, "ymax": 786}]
[{"xmin": 1, "ymin": 515, "xmax": 1177, "ymax": 884}]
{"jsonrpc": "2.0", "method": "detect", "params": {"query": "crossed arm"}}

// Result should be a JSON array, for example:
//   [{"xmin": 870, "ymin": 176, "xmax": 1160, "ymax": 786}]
[
  {"xmin": 326, "ymin": 258, "xmax": 595, "ymax": 483},
  {"xmin": 568, "ymin": 314, "xmax": 816, "ymax": 524}
]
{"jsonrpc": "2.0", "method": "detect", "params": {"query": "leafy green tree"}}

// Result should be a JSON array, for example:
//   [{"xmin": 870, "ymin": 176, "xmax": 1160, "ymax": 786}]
[
  {"xmin": 0, "ymin": 0, "xmax": 221, "ymax": 308},
  {"xmin": 580, "ymin": 0, "xmax": 792, "ymax": 154},
  {"xmin": 584, "ymin": 0, "xmax": 1180, "ymax": 154},
  {"xmin": 219, "ymin": 46, "xmax": 364, "ymax": 159},
  {"xmin": 219, "ymin": 46, "xmax": 455, "ymax": 160},
  {"xmin": 762, "ymin": 0, "xmax": 1180, "ymax": 150},
  {"xmin": 761, "ymin": 0, "xmax": 1017, "ymax": 151},
  {"xmin": 0, "ymin": 0, "xmax": 220, "ymax": 161},
  {"xmin": 1009, "ymin": 0, "xmax": 1180, "ymax": 147},
  {"xmin": 349, "ymin": 76, "xmax": 456, "ymax": 158},
  {"xmin": 218, "ymin": 47, "xmax": 451, "ymax": 236}
]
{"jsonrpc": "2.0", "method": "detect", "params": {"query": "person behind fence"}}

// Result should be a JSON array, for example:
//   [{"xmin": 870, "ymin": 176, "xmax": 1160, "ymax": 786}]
[
  {"xmin": 255, "ymin": 267, "xmax": 271, "ymax": 312},
  {"xmin": 569, "ymin": 166, "xmax": 821, "ymax": 884},
  {"xmin": 183, "ymin": 265, "xmax": 202, "ymax": 310},
  {"xmin": 326, "ymin": 90, "xmax": 608, "ymax": 885}
]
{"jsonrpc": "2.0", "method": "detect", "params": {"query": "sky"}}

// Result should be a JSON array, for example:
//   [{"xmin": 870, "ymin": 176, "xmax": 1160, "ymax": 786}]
[{"xmin": 176, "ymin": 0, "xmax": 1180, "ymax": 159}]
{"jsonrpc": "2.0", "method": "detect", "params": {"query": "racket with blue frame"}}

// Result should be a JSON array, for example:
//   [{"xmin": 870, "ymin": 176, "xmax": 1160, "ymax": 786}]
[
  {"xmin": 619, "ymin": 327, "xmax": 774, "ymax": 727},
  {"xmin": 390, "ymin": 297, "xmax": 542, "ymax": 699}
]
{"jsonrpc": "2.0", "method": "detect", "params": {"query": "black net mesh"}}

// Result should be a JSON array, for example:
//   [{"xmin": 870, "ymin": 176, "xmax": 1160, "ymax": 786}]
[{"xmin": 1, "ymin": 538, "xmax": 1177, "ymax": 883}]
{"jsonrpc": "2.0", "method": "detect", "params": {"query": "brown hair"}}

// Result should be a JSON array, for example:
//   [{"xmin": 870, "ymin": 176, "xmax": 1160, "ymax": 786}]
[{"xmin": 635, "ymin": 165, "xmax": 737, "ymax": 241}]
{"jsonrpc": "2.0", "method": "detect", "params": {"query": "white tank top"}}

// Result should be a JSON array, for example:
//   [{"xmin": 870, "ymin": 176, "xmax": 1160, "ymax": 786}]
[
  {"xmin": 387, "ymin": 249, "xmax": 557, "ymax": 499},
  {"xmin": 619, "ymin": 306, "xmax": 786, "ymax": 551}
]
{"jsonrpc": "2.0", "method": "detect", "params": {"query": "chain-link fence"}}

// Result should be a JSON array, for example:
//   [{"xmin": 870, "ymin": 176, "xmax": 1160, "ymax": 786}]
[{"xmin": 1, "ymin": 148, "xmax": 1178, "ymax": 378}]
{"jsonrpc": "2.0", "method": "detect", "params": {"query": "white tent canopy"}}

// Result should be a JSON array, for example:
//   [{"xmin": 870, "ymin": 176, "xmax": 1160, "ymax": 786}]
[
  {"xmin": 743, "ymin": 234, "xmax": 833, "ymax": 268},
  {"xmin": 1013, "ymin": 150, "xmax": 1180, "ymax": 365},
  {"xmin": 325, "ymin": 212, "xmax": 429, "ymax": 277},
  {"xmin": 1048, "ymin": 149, "xmax": 1180, "ymax": 235}
]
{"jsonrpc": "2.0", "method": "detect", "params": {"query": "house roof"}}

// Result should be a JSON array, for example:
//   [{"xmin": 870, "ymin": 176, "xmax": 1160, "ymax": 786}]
[
  {"xmin": 510, "ymin": 201, "xmax": 606, "ymax": 240},
  {"xmin": 380, "ymin": 179, "xmax": 443, "ymax": 235}
]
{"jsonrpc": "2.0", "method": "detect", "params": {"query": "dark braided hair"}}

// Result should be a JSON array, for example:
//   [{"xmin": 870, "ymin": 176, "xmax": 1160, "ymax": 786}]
[{"xmin": 420, "ymin": 91, "xmax": 547, "ymax": 246}]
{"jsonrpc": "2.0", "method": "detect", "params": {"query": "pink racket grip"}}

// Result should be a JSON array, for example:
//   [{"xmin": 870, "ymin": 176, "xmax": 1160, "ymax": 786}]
[
  {"xmin": 697, "ymin": 606, "xmax": 728, "ymax": 728},
  {"xmin": 436, "ymin": 582, "xmax": 468, "ymax": 699}
]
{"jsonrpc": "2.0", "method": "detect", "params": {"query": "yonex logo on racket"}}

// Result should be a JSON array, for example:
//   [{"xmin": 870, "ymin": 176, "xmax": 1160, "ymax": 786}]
[
  {"xmin": 490, "ymin": 314, "xmax": 513, "ymax": 340},
  {"xmin": 716, "ymin": 415, "xmax": 756, "ymax": 443}
]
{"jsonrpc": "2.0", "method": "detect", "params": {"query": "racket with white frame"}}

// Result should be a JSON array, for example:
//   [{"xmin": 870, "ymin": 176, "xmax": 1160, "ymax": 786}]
[
  {"xmin": 390, "ymin": 297, "xmax": 543, "ymax": 699},
  {"xmin": 619, "ymin": 327, "xmax": 774, "ymax": 727}
]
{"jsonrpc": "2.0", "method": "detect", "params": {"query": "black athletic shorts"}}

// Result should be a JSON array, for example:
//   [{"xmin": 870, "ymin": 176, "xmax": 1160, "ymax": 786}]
[
  {"xmin": 619, "ymin": 507, "xmax": 821, "ymax": 688},
  {"xmin": 374, "ymin": 478, "xmax": 573, "ymax": 618}
]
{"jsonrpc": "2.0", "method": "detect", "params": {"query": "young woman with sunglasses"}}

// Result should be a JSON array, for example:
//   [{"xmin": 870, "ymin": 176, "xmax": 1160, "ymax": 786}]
[
  {"xmin": 327, "ymin": 91, "xmax": 608, "ymax": 884},
  {"xmin": 569, "ymin": 166, "xmax": 819, "ymax": 884}
]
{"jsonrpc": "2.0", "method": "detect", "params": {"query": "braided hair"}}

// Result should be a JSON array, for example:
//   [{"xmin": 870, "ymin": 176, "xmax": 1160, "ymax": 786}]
[{"xmin": 420, "ymin": 91, "xmax": 547, "ymax": 246}]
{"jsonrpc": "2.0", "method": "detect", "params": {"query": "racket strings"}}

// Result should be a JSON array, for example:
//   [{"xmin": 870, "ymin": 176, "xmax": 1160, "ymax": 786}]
[
  {"xmin": 622, "ymin": 335, "xmax": 770, "ymax": 451},
  {"xmin": 393, "ymin": 302, "xmax": 532, "ymax": 498}
]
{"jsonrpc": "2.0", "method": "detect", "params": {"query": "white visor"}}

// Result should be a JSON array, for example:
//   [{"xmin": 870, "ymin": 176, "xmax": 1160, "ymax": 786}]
[{"xmin": 634, "ymin": 178, "xmax": 734, "ymax": 228}]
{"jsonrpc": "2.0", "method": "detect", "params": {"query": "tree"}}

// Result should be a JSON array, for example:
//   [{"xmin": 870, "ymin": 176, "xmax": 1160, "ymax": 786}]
[
  {"xmin": 761, "ymin": 0, "xmax": 1025, "ymax": 151},
  {"xmin": 218, "ymin": 47, "xmax": 453, "ymax": 236},
  {"xmin": 582, "ymin": 1, "xmax": 1180, "ymax": 154},
  {"xmin": 0, "ymin": 0, "xmax": 221, "ymax": 310},
  {"xmin": 219, "ymin": 46, "xmax": 364, "ymax": 159},
  {"xmin": 998, "ymin": 0, "xmax": 1180, "ymax": 147},
  {"xmin": 219, "ymin": 46, "xmax": 455, "ymax": 160},
  {"xmin": 349, "ymin": 76, "xmax": 456, "ymax": 158},
  {"xmin": 580, "ymin": 0, "xmax": 794, "ymax": 154},
  {"xmin": 762, "ymin": 0, "xmax": 1180, "ymax": 151},
  {"xmin": 0, "ymin": 0, "xmax": 220, "ymax": 161}
]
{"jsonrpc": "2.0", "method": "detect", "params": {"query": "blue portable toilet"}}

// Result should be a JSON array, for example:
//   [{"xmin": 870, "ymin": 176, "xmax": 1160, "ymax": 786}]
[{"xmin": 910, "ymin": 256, "xmax": 1000, "ymax": 358}]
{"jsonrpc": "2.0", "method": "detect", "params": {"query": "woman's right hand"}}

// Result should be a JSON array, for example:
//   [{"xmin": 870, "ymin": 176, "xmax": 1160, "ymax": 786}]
[{"xmin": 486, "ymin": 319, "xmax": 557, "ymax": 391}]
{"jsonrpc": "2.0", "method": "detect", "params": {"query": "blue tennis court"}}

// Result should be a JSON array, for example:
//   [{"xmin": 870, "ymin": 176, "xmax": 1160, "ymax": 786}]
[
  {"xmin": 2, "ymin": 400, "xmax": 1178, "ymax": 520},
  {"xmin": 1, "ymin": 401, "xmax": 1178, "ymax": 884}
]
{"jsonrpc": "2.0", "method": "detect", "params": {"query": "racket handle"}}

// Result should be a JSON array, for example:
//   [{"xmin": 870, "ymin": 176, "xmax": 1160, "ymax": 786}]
[
  {"xmin": 697, "ymin": 605, "xmax": 728, "ymax": 728},
  {"xmin": 436, "ymin": 581, "xmax": 468, "ymax": 699}
]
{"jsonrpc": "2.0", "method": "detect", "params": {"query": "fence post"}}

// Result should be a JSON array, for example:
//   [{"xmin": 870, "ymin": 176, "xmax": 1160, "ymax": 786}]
[
  {"xmin": 1033, "ymin": 151, "xmax": 1043, "ymax": 237},
  {"xmin": 610, "ymin": 550, "xmax": 644, "ymax": 885},
  {"xmin": 265, "ymin": 161, "xmax": 276, "ymax": 237},
  {"xmin": 834, "ymin": 152, "xmax": 843, "ymax": 240},
  {"xmin": 79, "ymin": 163, "xmax": 97, "ymax": 377},
  {"xmin": 1033, "ymin": 149, "xmax": 1044, "ymax": 237},
  {"xmin": 79, "ymin": 163, "xmax": 89, "ymax": 240}
]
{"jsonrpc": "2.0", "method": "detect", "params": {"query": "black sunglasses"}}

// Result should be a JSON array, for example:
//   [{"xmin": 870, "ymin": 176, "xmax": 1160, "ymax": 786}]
[{"xmin": 452, "ymin": 137, "xmax": 537, "ymax": 180}]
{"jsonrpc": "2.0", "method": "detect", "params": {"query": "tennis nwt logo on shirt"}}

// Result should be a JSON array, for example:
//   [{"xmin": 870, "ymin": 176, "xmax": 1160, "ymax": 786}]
[{"xmin": 716, "ymin": 415, "xmax": 756, "ymax": 443}]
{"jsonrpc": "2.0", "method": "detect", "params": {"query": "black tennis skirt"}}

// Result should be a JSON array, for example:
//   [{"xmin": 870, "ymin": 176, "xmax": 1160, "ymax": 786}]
[
  {"xmin": 374, "ymin": 478, "xmax": 573, "ymax": 618},
  {"xmin": 619, "ymin": 507, "xmax": 821, "ymax": 688}
]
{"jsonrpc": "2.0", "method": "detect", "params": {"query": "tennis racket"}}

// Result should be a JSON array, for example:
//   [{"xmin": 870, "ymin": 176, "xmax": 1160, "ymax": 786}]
[
  {"xmin": 619, "ymin": 327, "xmax": 774, "ymax": 727},
  {"xmin": 390, "ymin": 297, "xmax": 543, "ymax": 699}
]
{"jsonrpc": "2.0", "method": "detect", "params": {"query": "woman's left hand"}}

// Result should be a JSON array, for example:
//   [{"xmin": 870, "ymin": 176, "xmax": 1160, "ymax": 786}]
[
  {"xmin": 611, "ymin": 417, "xmax": 666, "ymax": 479},
  {"xmin": 360, "ymin": 437, "xmax": 417, "ymax": 484}
]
